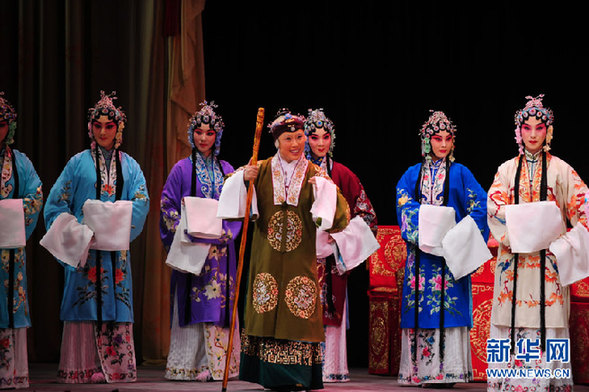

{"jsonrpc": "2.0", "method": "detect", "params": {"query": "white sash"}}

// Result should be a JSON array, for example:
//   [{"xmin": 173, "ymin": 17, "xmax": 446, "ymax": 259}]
[
  {"xmin": 40, "ymin": 212, "xmax": 93, "ymax": 268},
  {"xmin": 183, "ymin": 196, "xmax": 223, "ymax": 239},
  {"xmin": 0, "ymin": 199, "xmax": 26, "ymax": 248},
  {"xmin": 418, "ymin": 204, "xmax": 456, "ymax": 256},
  {"xmin": 82, "ymin": 200, "xmax": 133, "ymax": 251}
]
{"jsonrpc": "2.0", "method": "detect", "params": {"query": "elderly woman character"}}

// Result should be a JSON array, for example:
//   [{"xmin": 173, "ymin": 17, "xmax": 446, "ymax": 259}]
[{"xmin": 218, "ymin": 108, "xmax": 350, "ymax": 391}]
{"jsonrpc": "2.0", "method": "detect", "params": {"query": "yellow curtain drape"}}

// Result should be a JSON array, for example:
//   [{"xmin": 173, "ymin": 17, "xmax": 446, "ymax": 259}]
[{"xmin": 141, "ymin": 0, "xmax": 207, "ymax": 364}]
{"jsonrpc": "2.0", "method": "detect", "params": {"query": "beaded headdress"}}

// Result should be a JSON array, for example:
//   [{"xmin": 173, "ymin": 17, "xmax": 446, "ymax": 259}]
[
  {"xmin": 304, "ymin": 108, "xmax": 336, "ymax": 158},
  {"xmin": 187, "ymin": 101, "xmax": 225, "ymax": 156},
  {"xmin": 419, "ymin": 110, "xmax": 456, "ymax": 162},
  {"xmin": 0, "ymin": 92, "xmax": 17, "ymax": 146},
  {"xmin": 268, "ymin": 108, "xmax": 305, "ymax": 142},
  {"xmin": 514, "ymin": 94, "xmax": 554, "ymax": 155},
  {"xmin": 87, "ymin": 91, "xmax": 126, "ymax": 149}
]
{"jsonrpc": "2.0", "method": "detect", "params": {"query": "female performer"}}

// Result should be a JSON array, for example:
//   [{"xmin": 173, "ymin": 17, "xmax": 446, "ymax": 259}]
[
  {"xmin": 396, "ymin": 110, "xmax": 488, "ymax": 386},
  {"xmin": 0, "ymin": 93, "xmax": 43, "ymax": 389},
  {"xmin": 160, "ymin": 101, "xmax": 241, "ymax": 381},
  {"xmin": 304, "ymin": 108, "xmax": 377, "ymax": 382},
  {"xmin": 44, "ymin": 91, "xmax": 149, "ymax": 383},
  {"xmin": 218, "ymin": 109, "xmax": 350, "ymax": 391},
  {"xmin": 487, "ymin": 95, "xmax": 588, "ymax": 392}
]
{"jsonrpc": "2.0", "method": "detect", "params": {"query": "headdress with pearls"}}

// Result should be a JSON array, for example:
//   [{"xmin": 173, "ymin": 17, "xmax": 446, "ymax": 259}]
[
  {"xmin": 304, "ymin": 108, "xmax": 336, "ymax": 158},
  {"xmin": 87, "ymin": 91, "xmax": 126, "ymax": 149},
  {"xmin": 513, "ymin": 94, "xmax": 554, "ymax": 155},
  {"xmin": 187, "ymin": 101, "xmax": 225, "ymax": 156},
  {"xmin": 419, "ymin": 110, "xmax": 456, "ymax": 162}
]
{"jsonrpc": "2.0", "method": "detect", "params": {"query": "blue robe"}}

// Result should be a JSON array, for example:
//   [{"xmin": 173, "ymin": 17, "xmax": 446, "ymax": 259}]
[
  {"xmin": 44, "ymin": 149, "xmax": 149, "ymax": 323},
  {"xmin": 396, "ymin": 161, "xmax": 489, "ymax": 329},
  {"xmin": 0, "ymin": 148, "xmax": 43, "ymax": 328}
]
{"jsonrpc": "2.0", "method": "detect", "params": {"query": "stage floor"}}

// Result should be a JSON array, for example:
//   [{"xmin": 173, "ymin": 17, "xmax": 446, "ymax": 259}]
[{"xmin": 20, "ymin": 364, "xmax": 589, "ymax": 392}]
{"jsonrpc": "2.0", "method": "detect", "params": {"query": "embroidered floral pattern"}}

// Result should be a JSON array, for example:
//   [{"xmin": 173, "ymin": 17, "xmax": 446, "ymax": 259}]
[
  {"xmin": 94, "ymin": 323, "xmax": 137, "ymax": 383},
  {"xmin": 404, "ymin": 251, "xmax": 425, "ymax": 313},
  {"xmin": 270, "ymin": 154, "xmax": 309, "ymax": 206},
  {"xmin": 92, "ymin": 148, "xmax": 119, "ymax": 198},
  {"xmin": 285, "ymin": 275, "xmax": 318, "ymax": 319},
  {"xmin": 59, "ymin": 180, "xmax": 72, "ymax": 203},
  {"xmin": 23, "ymin": 185, "xmax": 43, "ymax": 226},
  {"xmin": 1, "ymin": 249, "xmax": 27, "ymax": 317},
  {"xmin": 354, "ymin": 188, "xmax": 377, "ymax": 230},
  {"xmin": 252, "ymin": 272, "xmax": 278, "ymax": 313},
  {"xmin": 487, "ymin": 153, "xmax": 588, "ymax": 328},
  {"xmin": 420, "ymin": 159, "xmax": 447, "ymax": 205},
  {"xmin": 425, "ymin": 266, "xmax": 459, "ymax": 316},
  {"xmin": 0, "ymin": 148, "xmax": 13, "ymax": 198},
  {"xmin": 192, "ymin": 153, "xmax": 224, "ymax": 199},
  {"xmin": 266, "ymin": 210, "xmax": 303, "ymax": 252},
  {"xmin": 205, "ymin": 324, "xmax": 240, "ymax": 380},
  {"xmin": 397, "ymin": 188, "xmax": 418, "ymax": 244}
]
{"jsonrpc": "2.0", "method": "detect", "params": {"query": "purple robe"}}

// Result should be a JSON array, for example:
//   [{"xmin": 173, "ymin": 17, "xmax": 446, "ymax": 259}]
[{"xmin": 160, "ymin": 156, "xmax": 241, "ymax": 327}]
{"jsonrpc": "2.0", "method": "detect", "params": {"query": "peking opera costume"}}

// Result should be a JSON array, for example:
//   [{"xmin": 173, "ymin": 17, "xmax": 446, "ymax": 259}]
[
  {"xmin": 0, "ymin": 93, "xmax": 43, "ymax": 389},
  {"xmin": 160, "ymin": 101, "xmax": 241, "ymax": 381},
  {"xmin": 487, "ymin": 95, "xmax": 589, "ymax": 392},
  {"xmin": 303, "ymin": 108, "xmax": 378, "ymax": 383},
  {"xmin": 217, "ymin": 109, "xmax": 350, "ymax": 391},
  {"xmin": 396, "ymin": 111, "xmax": 489, "ymax": 386},
  {"xmin": 42, "ymin": 91, "xmax": 149, "ymax": 384}
]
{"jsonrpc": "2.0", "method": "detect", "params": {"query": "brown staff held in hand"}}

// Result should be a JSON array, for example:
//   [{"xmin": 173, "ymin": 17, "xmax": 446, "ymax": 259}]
[{"xmin": 222, "ymin": 107, "xmax": 265, "ymax": 392}]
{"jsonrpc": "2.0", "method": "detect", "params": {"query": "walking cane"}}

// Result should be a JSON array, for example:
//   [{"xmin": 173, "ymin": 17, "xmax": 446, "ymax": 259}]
[{"xmin": 222, "ymin": 107, "xmax": 265, "ymax": 392}]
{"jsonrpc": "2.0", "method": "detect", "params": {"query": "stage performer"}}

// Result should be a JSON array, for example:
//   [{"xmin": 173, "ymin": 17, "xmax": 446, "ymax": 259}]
[
  {"xmin": 487, "ymin": 95, "xmax": 588, "ymax": 392},
  {"xmin": 303, "ymin": 108, "xmax": 377, "ymax": 383},
  {"xmin": 396, "ymin": 110, "xmax": 489, "ymax": 386},
  {"xmin": 217, "ymin": 109, "xmax": 350, "ymax": 391},
  {"xmin": 43, "ymin": 91, "xmax": 149, "ymax": 383},
  {"xmin": 160, "ymin": 101, "xmax": 241, "ymax": 381},
  {"xmin": 0, "ymin": 93, "xmax": 43, "ymax": 389}
]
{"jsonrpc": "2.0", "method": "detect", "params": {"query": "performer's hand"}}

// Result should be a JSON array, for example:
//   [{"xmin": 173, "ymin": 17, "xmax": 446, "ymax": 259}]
[
  {"xmin": 308, "ymin": 176, "xmax": 318, "ymax": 185},
  {"xmin": 243, "ymin": 163, "xmax": 259, "ymax": 182}
]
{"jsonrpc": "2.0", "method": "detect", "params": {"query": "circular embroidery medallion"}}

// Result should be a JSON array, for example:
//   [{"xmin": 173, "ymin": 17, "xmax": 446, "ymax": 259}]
[
  {"xmin": 285, "ymin": 276, "xmax": 317, "ymax": 319},
  {"xmin": 252, "ymin": 272, "xmax": 278, "ymax": 314},
  {"xmin": 267, "ymin": 210, "xmax": 303, "ymax": 252}
]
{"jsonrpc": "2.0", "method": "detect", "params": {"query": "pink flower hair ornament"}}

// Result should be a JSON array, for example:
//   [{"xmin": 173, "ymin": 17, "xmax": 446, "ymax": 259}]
[
  {"xmin": 87, "ymin": 91, "xmax": 127, "ymax": 149},
  {"xmin": 419, "ymin": 110, "xmax": 457, "ymax": 162},
  {"xmin": 513, "ymin": 94, "xmax": 554, "ymax": 155}
]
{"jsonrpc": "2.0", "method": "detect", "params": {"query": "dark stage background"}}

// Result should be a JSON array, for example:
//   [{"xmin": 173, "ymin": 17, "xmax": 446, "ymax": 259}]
[{"xmin": 1, "ymin": 0, "xmax": 588, "ymax": 370}]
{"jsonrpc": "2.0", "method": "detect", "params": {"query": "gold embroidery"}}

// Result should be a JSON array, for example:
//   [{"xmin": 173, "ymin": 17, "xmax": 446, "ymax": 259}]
[
  {"xmin": 284, "ymin": 276, "xmax": 317, "ymax": 319},
  {"xmin": 252, "ymin": 272, "xmax": 278, "ymax": 314},
  {"xmin": 267, "ymin": 210, "xmax": 302, "ymax": 252},
  {"xmin": 241, "ymin": 333, "xmax": 322, "ymax": 366}
]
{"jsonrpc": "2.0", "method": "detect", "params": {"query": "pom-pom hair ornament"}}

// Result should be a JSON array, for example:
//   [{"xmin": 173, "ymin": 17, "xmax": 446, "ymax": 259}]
[
  {"xmin": 267, "ymin": 108, "xmax": 305, "ymax": 143},
  {"xmin": 303, "ymin": 108, "xmax": 336, "ymax": 158},
  {"xmin": 187, "ymin": 101, "xmax": 225, "ymax": 156},
  {"xmin": 87, "ymin": 91, "xmax": 127, "ymax": 149},
  {"xmin": 513, "ymin": 94, "xmax": 554, "ymax": 155},
  {"xmin": 419, "ymin": 110, "xmax": 457, "ymax": 162},
  {"xmin": 0, "ymin": 92, "xmax": 17, "ymax": 146}
]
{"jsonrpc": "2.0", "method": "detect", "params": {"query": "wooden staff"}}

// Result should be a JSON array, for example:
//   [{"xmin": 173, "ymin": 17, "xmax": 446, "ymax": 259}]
[{"xmin": 222, "ymin": 107, "xmax": 265, "ymax": 392}]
